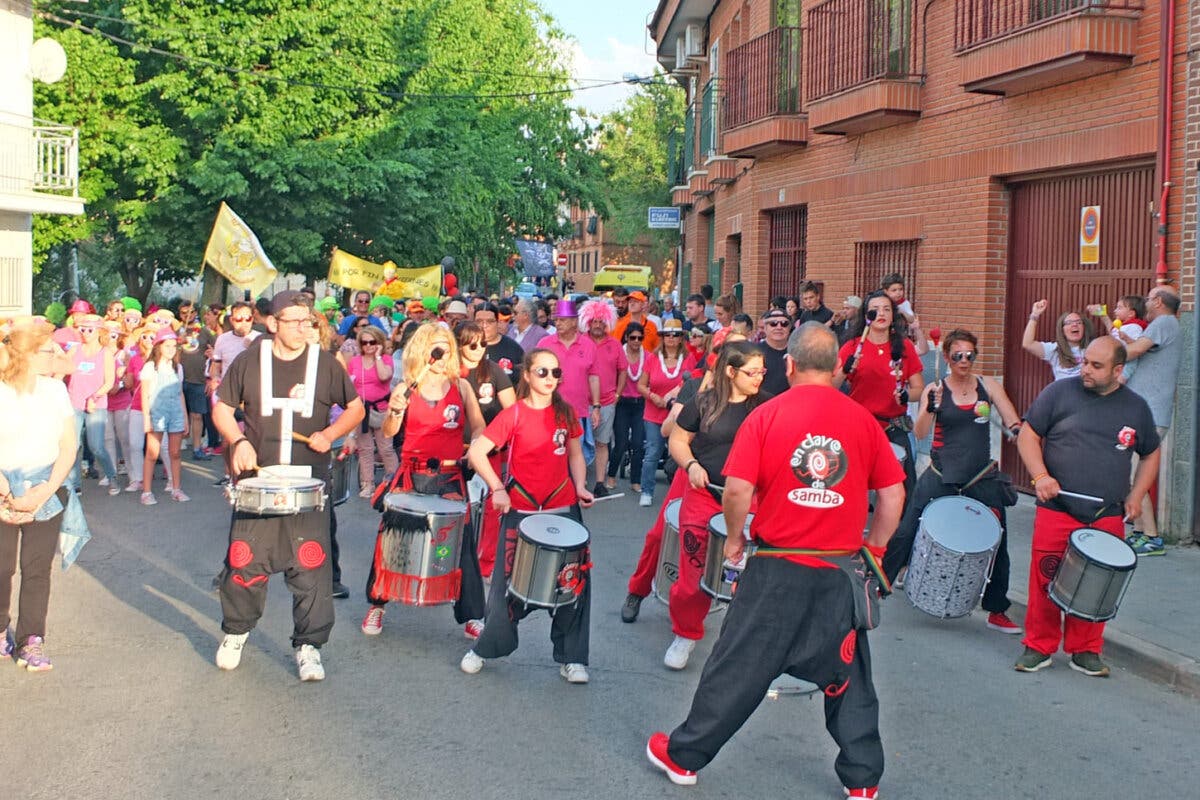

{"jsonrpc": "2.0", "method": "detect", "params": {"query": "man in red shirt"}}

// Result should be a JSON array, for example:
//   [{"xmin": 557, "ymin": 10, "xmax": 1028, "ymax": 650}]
[{"xmin": 646, "ymin": 323, "xmax": 905, "ymax": 800}]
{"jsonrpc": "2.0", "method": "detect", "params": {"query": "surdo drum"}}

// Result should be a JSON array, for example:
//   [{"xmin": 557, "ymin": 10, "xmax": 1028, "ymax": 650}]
[
  {"xmin": 508, "ymin": 514, "xmax": 590, "ymax": 610},
  {"xmin": 653, "ymin": 499, "xmax": 683, "ymax": 604},
  {"xmin": 1048, "ymin": 528, "xmax": 1137, "ymax": 622},
  {"xmin": 233, "ymin": 476, "xmax": 326, "ymax": 515},
  {"xmin": 905, "ymin": 496, "xmax": 1001, "ymax": 618},
  {"xmin": 329, "ymin": 452, "xmax": 357, "ymax": 507},
  {"xmin": 701, "ymin": 513, "xmax": 754, "ymax": 603},
  {"xmin": 379, "ymin": 492, "xmax": 468, "ymax": 606}
]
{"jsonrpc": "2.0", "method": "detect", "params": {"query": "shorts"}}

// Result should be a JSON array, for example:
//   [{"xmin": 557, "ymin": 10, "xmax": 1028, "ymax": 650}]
[
  {"xmin": 594, "ymin": 403, "xmax": 616, "ymax": 445},
  {"xmin": 148, "ymin": 402, "xmax": 186, "ymax": 434},
  {"xmin": 183, "ymin": 382, "xmax": 210, "ymax": 414}
]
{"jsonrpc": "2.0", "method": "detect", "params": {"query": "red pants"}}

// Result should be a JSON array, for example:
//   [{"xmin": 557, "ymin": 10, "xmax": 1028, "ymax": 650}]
[
  {"xmin": 669, "ymin": 485, "xmax": 722, "ymax": 640},
  {"xmin": 476, "ymin": 453, "xmax": 505, "ymax": 580},
  {"xmin": 627, "ymin": 469, "xmax": 689, "ymax": 597},
  {"xmin": 1023, "ymin": 506, "xmax": 1124, "ymax": 656}
]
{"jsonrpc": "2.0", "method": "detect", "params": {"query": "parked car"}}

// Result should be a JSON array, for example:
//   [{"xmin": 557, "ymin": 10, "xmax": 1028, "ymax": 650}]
[{"xmin": 514, "ymin": 281, "xmax": 540, "ymax": 300}]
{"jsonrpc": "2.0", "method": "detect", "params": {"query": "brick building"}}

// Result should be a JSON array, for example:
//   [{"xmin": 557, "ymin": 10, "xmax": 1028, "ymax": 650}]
[
  {"xmin": 651, "ymin": 0, "xmax": 1195, "ymax": 538},
  {"xmin": 558, "ymin": 204, "xmax": 654, "ymax": 293}
]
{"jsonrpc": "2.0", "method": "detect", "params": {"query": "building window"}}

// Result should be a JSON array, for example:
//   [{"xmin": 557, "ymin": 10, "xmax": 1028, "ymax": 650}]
[
  {"xmin": 854, "ymin": 239, "xmax": 918, "ymax": 303},
  {"xmin": 768, "ymin": 206, "xmax": 807, "ymax": 298}
]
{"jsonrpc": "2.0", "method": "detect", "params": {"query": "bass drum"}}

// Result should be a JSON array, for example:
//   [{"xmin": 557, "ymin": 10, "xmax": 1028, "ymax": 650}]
[{"xmin": 905, "ymin": 496, "xmax": 1000, "ymax": 618}]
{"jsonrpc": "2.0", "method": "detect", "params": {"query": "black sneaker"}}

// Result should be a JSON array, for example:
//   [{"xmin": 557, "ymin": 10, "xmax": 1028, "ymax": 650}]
[
  {"xmin": 620, "ymin": 592, "xmax": 643, "ymax": 623},
  {"xmin": 1069, "ymin": 651, "xmax": 1110, "ymax": 677},
  {"xmin": 331, "ymin": 582, "xmax": 350, "ymax": 599},
  {"xmin": 213, "ymin": 476, "xmax": 230, "ymax": 487},
  {"xmin": 1014, "ymin": 647, "xmax": 1052, "ymax": 673},
  {"xmin": 592, "ymin": 482, "xmax": 609, "ymax": 498}
]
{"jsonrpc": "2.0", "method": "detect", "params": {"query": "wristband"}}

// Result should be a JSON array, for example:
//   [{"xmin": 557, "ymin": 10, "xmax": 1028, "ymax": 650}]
[
  {"xmin": 591, "ymin": 404, "xmax": 601, "ymax": 409},
  {"xmin": 684, "ymin": 459, "xmax": 699, "ymax": 473},
  {"xmin": 491, "ymin": 486, "xmax": 507, "ymax": 494},
  {"xmin": 1030, "ymin": 472, "xmax": 1048, "ymax": 487}
]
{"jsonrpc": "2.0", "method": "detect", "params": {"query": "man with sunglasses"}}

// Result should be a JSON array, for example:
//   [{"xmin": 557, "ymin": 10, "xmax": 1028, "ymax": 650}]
[
  {"xmin": 210, "ymin": 302, "xmax": 262, "ymax": 483},
  {"xmin": 542, "ymin": 300, "xmax": 602, "ymax": 465},
  {"xmin": 758, "ymin": 309, "xmax": 792, "ymax": 396},
  {"xmin": 880, "ymin": 329, "xmax": 1024, "ymax": 634}
]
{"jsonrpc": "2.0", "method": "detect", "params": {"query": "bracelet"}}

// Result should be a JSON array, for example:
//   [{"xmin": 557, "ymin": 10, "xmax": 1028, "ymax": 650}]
[
  {"xmin": 684, "ymin": 459, "xmax": 699, "ymax": 473},
  {"xmin": 231, "ymin": 437, "xmax": 249, "ymax": 450},
  {"xmin": 491, "ymin": 486, "xmax": 507, "ymax": 494},
  {"xmin": 1028, "ymin": 315, "xmax": 1040, "ymax": 322},
  {"xmin": 1030, "ymin": 472, "xmax": 1048, "ymax": 487}
]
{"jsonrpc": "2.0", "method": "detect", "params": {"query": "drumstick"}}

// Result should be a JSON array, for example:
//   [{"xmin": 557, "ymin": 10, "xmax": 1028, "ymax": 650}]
[
  {"xmin": 587, "ymin": 493, "xmax": 625, "ymax": 503},
  {"xmin": 1058, "ymin": 489, "xmax": 1106, "ymax": 504},
  {"xmin": 292, "ymin": 431, "xmax": 311, "ymax": 444},
  {"xmin": 400, "ymin": 347, "xmax": 447, "ymax": 400}
]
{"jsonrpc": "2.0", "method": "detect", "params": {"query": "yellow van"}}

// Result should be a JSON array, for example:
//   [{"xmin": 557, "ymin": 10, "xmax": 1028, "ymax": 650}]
[{"xmin": 592, "ymin": 265, "xmax": 654, "ymax": 293}]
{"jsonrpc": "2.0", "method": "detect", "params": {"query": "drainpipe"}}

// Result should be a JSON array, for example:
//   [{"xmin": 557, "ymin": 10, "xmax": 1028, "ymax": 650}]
[
  {"xmin": 1192, "ymin": 164, "xmax": 1200, "ymax": 543},
  {"xmin": 1154, "ymin": 0, "xmax": 1177, "ymax": 284}
]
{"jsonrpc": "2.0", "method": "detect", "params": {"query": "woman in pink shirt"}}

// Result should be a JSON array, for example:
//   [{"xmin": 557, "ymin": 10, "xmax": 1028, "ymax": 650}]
[
  {"xmin": 346, "ymin": 325, "xmax": 397, "ymax": 498},
  {"xmin": 103, "ymin": 323, "xmax": 135, "ymax": 488},
  {"xmin": 123, "ymin": 327, "xmax": 155, "ymax": 493},
  {"xmin": 66, "ymin": 314, "xmax": 118, "ymax": 494},
  {"xmin": 636, "ymin": 318, "xmax": 696, "ymax": 506}
]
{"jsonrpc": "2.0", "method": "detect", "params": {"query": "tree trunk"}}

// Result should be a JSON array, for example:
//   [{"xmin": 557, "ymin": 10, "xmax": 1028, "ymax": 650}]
[
  {"xmin": 121, "ymin": 260, "xmax": 155, "ymax": 307},
  {"xmin": 199, "ymin": 265, "xmax": 229, "ymax": 308}
]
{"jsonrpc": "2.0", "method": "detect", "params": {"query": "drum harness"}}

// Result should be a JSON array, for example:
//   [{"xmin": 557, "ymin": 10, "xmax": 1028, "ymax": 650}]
[
  {"xmin": 505, "ymin": 478, "xmax": 592, "ymax": 597},
  {"xmin": 257, "ymin": 339, "xmax": 320, "ymax": 467}
]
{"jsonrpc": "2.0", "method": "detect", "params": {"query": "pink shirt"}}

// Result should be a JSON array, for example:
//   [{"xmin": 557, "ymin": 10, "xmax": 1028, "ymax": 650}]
[
  {"xmin": 621, "ymin": 348, "xmax": 646, "ymax": 399},
  {"xmin": 642, "ymin": 351, "xmax": 695, "ymax": 425},
  {"xmin": 67, "ymin": 345, "xmax": 110, "ymax": 411},
  {"xmin": 590, "ymin": 336, "xmax": 628, "ymax": 406},
  {"xmin": 128, "ymin": 353, "xmax": 146, "ymax": 412},
  {"xmin": 541, "ymin": 333, "xmax": 599, "ymax": 418},
  {"xmin": 212, "ymin": 330, "xmax": 260, "ymax": 378},
  {"xmin": 347, "ymin": 354, "xmax": 392, "ymax": 405}
]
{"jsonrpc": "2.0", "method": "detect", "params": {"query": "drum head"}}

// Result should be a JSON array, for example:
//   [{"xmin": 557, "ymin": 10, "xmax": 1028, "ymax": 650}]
[
  {"xmin": 664, "ymin": 498, "xmax": 682, "ymax": 529},
  {"xmin": 920, "ymin": 497, "xmax": 1000, "ymax": 553},
  {"xmin": 240, "ymin": 476, "xmax": 323, "ymax": 490},
  {"xmin": 890, "ymin": 442, "xmax": 906, "ymax": 462},
  {"xmin": 468, "ymin": 475, "xmax": 487, "ymax": 505},
  {"xmin": 707, "ymin": 512, "xmax": 754, "ymax": 540},
  {"xmin": 518, "ymin": 514, "xmax": 589, "ymax": 549},
  {"xmin": 1070, "ymin": 528, "xmax": 1136, "ymax": 569},
  {"xmin": 384, "ymin": 492, "xmax": 467, "ymax": 515}
]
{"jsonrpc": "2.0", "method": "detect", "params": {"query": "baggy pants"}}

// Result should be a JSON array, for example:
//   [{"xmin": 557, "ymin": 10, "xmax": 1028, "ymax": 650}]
[
  {"xmin": 219, "ymin": 507, "xmax": 334, "ymax": 648},
  {"xmin": 669, "ymin": 484, "xmax": 721, "ymax": 640},
  {"xmin": 667, "ymin": 557, "xmax": 884, "ymax": 790},
  {"xmin": 627, "ymin": 468, "xmax": 688, "ymax": 597}
]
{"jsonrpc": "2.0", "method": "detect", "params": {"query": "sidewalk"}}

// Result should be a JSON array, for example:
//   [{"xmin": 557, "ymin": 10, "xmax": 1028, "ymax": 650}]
[{"xmin": 1004, "ymin": 496, "xmax": 1200, "ymax": 697}]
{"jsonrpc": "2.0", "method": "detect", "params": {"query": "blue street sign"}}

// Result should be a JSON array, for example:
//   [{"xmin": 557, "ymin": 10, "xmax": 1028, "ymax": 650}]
[{"xmin": 648, "ymin": 207, "xmax": 681, "ymax": 229}]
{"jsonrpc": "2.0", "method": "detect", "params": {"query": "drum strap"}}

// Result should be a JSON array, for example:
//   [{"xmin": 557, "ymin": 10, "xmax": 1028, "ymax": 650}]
[
  {"xmin": 259, "ymin": 341, "xmax": 320, "ymax": 465},
  {"xmin": 752, "ymin": 545, "xmax": 891, "ymax": 596},
  {"xmin": 930, "ymin": 460, "xmax": 998, "ymax": 492},
  {"xmin": 508, "ymin": 477, "xmax": 571, "ymax": 511}
]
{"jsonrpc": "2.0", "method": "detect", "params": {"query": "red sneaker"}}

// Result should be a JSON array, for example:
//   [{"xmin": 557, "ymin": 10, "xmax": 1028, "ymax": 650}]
[
  {"xmin": 844, "ymin": 788, "xmax": 879, "ymax": 799},
  {"xmin": 986, "ymin": 612, "xmax": 1023, "ymax": 635},
  {"xmin": 646, "ymin": 732, "xmax": 697, "ymax": 786}
]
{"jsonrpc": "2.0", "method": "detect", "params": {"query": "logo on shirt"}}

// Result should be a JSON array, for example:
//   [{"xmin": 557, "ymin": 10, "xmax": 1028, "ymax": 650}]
[
  {"xmin": 443, "ymin": 404, "xmax": 461, "ymax": 429},
  {"xmin": 788, "ymin": 433, "xmax": 847, "ymax": 509},
  {"xmin": 973, "ymin": 400, "xmax": 991, "ymax": 424},
  {"xmin": 552, "ymin": 426, "xmax": 568, "ymax": 456},
  {"xmin": 1115, "ymin": 426, "xmax": 1136, "ymax": 451},
  {"xmin": 288, "ymin": 383, "xmax": 306, "ymax": 401},
  {"xmin": 478, "ymin": 382, "xmax": 495, "ymax": 405},
  {"xmin": 498, "ymin": 358, "xmax": 513, "ymax": 375}
]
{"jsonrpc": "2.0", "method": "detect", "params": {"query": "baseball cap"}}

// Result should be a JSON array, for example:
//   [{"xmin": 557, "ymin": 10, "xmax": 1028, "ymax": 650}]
[
  {"xmin": 628, "ymin": 290, "xmax": 647, "ymax": 302},
  {"xmin": 270, "ymin": 290, "xmax": 310, "ymax": 317}
]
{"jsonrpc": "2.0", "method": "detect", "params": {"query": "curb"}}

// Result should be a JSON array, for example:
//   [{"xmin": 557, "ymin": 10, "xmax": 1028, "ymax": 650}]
[{"xmin": 1009, "ymin": 589, "xmax": 1200, "ymax": 699}]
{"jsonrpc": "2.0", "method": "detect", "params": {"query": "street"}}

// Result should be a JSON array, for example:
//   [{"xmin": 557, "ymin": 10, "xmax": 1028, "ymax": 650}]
[{"xmin": 3, "ymin": 459, "xmax": 1197, "ymax": 800}]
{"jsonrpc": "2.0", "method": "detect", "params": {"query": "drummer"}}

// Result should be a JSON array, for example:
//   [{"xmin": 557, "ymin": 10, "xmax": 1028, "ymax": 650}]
[
  {"xmin": 881, "ymin": 329, "xmax": 1024, "ymax": 635},
  {"xmin": 212, "ymin": 291, "xmax": 364, "ymax": 682},
  {"xmin": 460, "ymin": 348, "xmax": 595, "ymax": 684},
  {"xmin": 455, "ymin": 321, "xmax": 516, "ymax": 582},
  {"xmin": 362, "ymin": 323, "xmax": 487, "ymax": 639},
  {"xmin": 1014, "ymin": 336, "xmax": 1159, "ymax": 677},
  {"xmin": 662, "ymin": 341, "xmax": 769, "ymax": 670}
]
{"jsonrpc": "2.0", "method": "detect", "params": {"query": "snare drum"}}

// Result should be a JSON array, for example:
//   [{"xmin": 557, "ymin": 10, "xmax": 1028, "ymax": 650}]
[
  {"xmin": 378, "ymin": 492, "xmax": 468, "ymax": 606},
  {"xmin": 234, "ymin": 476, "xmax": 326, "ymax": 515},
  {"xmin": 891, "ymin": 442, "xmax": 906, "ymax": 462},
  {"xmin": 1049, "ymin": 528, "xmax": 1136, "ymax": 622},
  {"xmin": 508, "ymin": 514, "xmax": 590, "ymax": 609},
  {"xmin": 701, "ymin": 513, "xmax": 754, "ymax": 602},
  {"xmin": 653, "ymin": 499, "xmax": 683, "ymax": 604},
  {"xmin": 905, "ymin": 496, "xmax": 1001, "ymax": 618}
]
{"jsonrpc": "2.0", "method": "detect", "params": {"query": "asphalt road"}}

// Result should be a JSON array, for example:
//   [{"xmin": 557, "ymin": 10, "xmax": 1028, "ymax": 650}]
[{"xmin": 3, "ymin": 459, "xmax": 1197, "ymax": 800}]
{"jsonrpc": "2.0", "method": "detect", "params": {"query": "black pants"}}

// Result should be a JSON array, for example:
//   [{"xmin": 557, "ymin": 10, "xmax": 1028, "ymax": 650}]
[
  {"xmin": 219, "ymin": 507, "xmax": 334, "ymax": 648},
  {"xmin": 883, "ymin": 424, "xmax": 916, "ymax": 517},
  {"xmin": 882, "ymin": 468, "xmax": 1012, "ymax": 614},
  {"xmin": 473, "ymin": 507, "xmax": 590, "ymax": 665},
  {"xmin": 0, "ymin": 515, "xmax": 61, "ymax": 644},
  {"xmin": 328, "ymin": 500, "xmax": 342, "ymax": 584},
  {"xmin": 667, "ymin": 557, "xmax": 884, "ymax": 790},
  {"xmin": 608, "ymin": 397, "xmax": 645, "ymax": 481}
]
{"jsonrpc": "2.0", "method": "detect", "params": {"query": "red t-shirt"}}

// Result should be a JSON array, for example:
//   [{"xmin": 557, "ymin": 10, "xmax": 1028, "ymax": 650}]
[
  {"xmin": 641, "ymin": 352, "xmax": 696, "ymax": 424},
  {"xmin": 127, "ymin": 352, "xmax": 146, "ymax": 412},
  {"xmin": 402, "ymin": 380, "xmax": 466, "ymax": 462},
  {"xmin": 838, "ymin": 338, "xmax": 922, "ymax": 419},
  {"xmin": 723, "ymin": 384, "xmax": 906, "ymax": 567},
  {"xmin": 484, "ymin": 400, "xmax": 581, "ymax": 509}
]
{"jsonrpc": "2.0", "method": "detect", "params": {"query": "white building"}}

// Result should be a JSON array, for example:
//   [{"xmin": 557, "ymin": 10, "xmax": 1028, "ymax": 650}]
[{"xmin": 1, "ymin": 0, "xmax": 83, "ymax": 316}]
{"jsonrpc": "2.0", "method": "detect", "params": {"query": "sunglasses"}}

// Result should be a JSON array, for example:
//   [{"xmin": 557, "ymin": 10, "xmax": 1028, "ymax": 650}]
[
  {"xmin": 359, "ymin": 339, "xmax": 379, "ymax": 346},
  {"xmin": 626, "ymin": 335, "xmax": 643, "ymax": 342},
  {"xmin": 464, "ymin": 341, "xmax": 485, "ymax": 350},
  {"xmin": 950, "ymin": 351, "xmax": 977, "ymax": 363},
  {"xmin": 764, "ymin": 320, "xmax": 790, "ymax": 328},
  {"xmin": 662, "ymin": 332, "xmax": 683, "ymax": 338},
  {"xmin": 531, "ymin": 366, "xmax": 563, "ymax": 379},
  {"xmin": 231, "ymin": 316, "xmax": 253, "ymax": 323}
]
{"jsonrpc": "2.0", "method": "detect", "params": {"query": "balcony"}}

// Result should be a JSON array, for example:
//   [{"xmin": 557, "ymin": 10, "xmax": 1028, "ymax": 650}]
[
  {"xmin": 721, "ymin": 27, "xmax": 807, "ymax": 158},
  {"xmin": 805, "ymin": 0, "xmax": 923, "ymax": 136},
  {"xmin": 0, "ymin": 113, "xmax": 84, "ymax": 215},
  {"xmin": 954, "ymin": 0, "xmax": 1141, "ymax": 95}
]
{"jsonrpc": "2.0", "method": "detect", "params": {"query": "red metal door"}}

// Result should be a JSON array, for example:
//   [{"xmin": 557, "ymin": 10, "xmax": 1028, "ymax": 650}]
[{"xmin": 1003, "ymin": 165, "xmax": 1155, "ymax": 487}]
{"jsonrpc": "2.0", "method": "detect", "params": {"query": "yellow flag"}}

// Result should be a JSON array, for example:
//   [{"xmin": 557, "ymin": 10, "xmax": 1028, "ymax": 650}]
[
  {"xmin": 328, "ymin": 248, "xmax": 386, "ymax": 292},
  {"xmin": 202, "ymin": 202, "xmax": 278, "ymax": 295},
  {"xmin": 391, "ymin": 265, "xmax": 442, "ymax": 299}
]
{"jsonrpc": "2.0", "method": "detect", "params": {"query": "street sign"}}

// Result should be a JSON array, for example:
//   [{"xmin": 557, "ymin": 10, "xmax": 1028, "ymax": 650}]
[
  {"xmin": 648, "ymin": 207, "xmax": 681, "ymax": 229},
  {"xmin": 556, "ymin": 253, "xmax": 568, "ymax": 267},
  {"xmin": 1080, "ymin": 206, "xmax": 1100, "ymax": 265}
]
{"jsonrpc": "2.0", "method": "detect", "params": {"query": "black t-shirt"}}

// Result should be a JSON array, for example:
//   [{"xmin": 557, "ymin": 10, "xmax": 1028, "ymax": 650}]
[
  {"xmin": 1024, "ymin": 378, "xmax": 1160, "ymax": 520},
  {"xmin": 486, "ymin": 335, "xmax": 525, "ymax": 380},
  {"xmin": 465, "ymin": 360, "xmax": 513, "ymax": 427},
  {"xmin": 178, "ymin": 327, "xmax": 214, "ymax": 384},
  {"xmin": 798, "ymin": 305, "xmax": 834, "ymax": 325},
  {"xmin": 760, "ymin": 343, "xmax": 790, "ymax": 396},
  {"xmin": 677, "ymin": 394, "xmax": 760, "ymax": 487},
  {"xmin": 217, "ymin": 343, "xmax": 359, "ymax": 480}
]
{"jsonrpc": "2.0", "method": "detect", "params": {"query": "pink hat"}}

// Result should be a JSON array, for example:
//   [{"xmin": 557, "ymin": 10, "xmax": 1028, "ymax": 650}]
[
  {"xmin": 578, "ymin": 299, "xmax": 615, "ymax": 331},
  {"xmin": 69, "ymin": 299, "xmax": 94, "ymax": 316},
  {"xmin": 153, "ymin": 328, "xmax": 178, "ymax": 344},
  {"xmin": 553, "ymin": 299, "xmax": 577, "ymax": 318}
]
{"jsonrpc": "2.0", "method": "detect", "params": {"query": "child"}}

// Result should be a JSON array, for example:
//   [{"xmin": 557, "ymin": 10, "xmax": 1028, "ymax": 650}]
[{"xmin": 882, "ymin": 273, "xmax": 928, "ymax": 355}]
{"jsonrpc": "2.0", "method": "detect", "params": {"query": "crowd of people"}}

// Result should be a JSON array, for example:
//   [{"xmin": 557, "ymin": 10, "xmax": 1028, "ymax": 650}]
[{"xmin": 0, "ymin": 275, "xmax": 1184, "ymax": 798}]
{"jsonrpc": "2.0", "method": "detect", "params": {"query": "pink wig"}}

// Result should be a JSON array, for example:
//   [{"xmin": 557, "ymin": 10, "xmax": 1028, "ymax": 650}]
[{"xmin": 578, "ymin": 299, "xmax": 616, "ymax": 332}]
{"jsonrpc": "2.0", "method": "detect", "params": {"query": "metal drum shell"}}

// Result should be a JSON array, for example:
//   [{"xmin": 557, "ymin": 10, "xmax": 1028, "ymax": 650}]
[
  {"xmin": 508, "ymin": 513, "xmax": 590, "ymax": 610},
  {"xmin": 234, "ymin": 477, "xmax": 326, "ymax": 516},
  {"xmin": 330, "ymin": 453, "xmax": 357, "ymax": 507},
  {"xmin": 653, "ymin": 499, "xmax": 683, "ymax": 604},
  {"xmin": 1048, "ymin": 528, "xmax": 1137, "ymax": 622},
  {"xmin": 379, "ymin": 492, "xmax": 468, "ymax": 606},
  {"xmin": 700, "ymin": 513, "xmax": 754, "ymax": 603},
  {"xmin": 905, "ymin": 496, "xmax": 1001, "ymax": 619}
]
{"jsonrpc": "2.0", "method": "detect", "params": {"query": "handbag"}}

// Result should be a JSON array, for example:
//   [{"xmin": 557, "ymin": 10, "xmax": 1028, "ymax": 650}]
[{"xmin": 368, "ymin": 403, "xmax": 386, "ymax": 429}]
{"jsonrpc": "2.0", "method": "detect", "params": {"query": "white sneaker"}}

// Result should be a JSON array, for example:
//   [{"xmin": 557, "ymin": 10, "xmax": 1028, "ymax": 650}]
[
  {"xmin": 664, "ymin": 636, "xmax": 696, "ymax": 670},
  {"xmin": 295, "ymin": 644, "xmax": 325, "ymax": 682},
  {"xmin": 215, "ymin": 632, "xmax": 249, "ymax": 670},
  {"xmin": 98, "ymin": 476, "xmax": 111, "ymax": 487},
  {"xmin": 117, "ymin": 462, "xmax": 128, "ymax": 475},
  {"xmin": 107, "ymin": 484, "xmax": 120, "ymax": 496},
  {"xmin": 639, "ymin": 494, "xmax": 653, "ymax": 507},
  {"xmin": 560, "ymin": 663, "xmax": 589, "ymax": 684},
  {"xmin": 125, "ymin": 480, "xmax": 142, "ymax": 493},
  {"xmin": 460, "ymin": 650, "xmax": 484, "ymax": 674},
  {"xmin": 361, "ymin": 606, "xmax": 385, "ymax": 635}
]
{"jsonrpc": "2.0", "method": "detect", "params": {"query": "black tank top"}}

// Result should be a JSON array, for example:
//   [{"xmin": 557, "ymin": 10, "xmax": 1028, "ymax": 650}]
[{"xmin": 931, "ymin": 377, "xmax": 993, "ymax": 484}]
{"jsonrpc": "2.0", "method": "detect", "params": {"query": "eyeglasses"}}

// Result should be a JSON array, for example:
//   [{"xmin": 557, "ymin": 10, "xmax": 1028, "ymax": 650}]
[
  {"xmin": 662, "ymin": 332, "xmax": 683, "ymax": 338},
  {"xmin": 626, "ymin": 335, "xmax": 643, "ymax": 342},
  {"xmin": 737, "ymin": 368, "xmax": 768, "ymax": 377},
  {"xmin": 950, "ymin": 351, "xmax": 977, "ymax": 363},
  {"xmin": 531, "ymin": 366, "xmax": 563, "ymax": 379},
  {"xmin": 1063, "ymin": 319, "xmax": 1083, "ymax": 326},
  {"xmin": 477, "ymin": 317, "xmax": 497, "ymax": 325},
  {"xmin": 277, "ymin": 318, "xmax": 314, "ymax": 329},
  {"xmin": 764, "ymin": 320, "xmax": 790, "ymax": 328},
  {"xmin": 354, "ymin": 298, "xmax": 370, "ymax": 305},
  {"xmin": 231, "ymin": 316, "xmax": 253, "ymax": 323}
]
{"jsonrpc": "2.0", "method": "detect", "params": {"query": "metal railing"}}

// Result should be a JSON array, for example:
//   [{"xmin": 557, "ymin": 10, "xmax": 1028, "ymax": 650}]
[
  {"xmin": 666, "ymin": 129, "xmax": 686, "ymax": 186},
  {"xmin": 723, "ymin": 26, "xmax": 803, "ymax": 129},
  {"xmin": 806, "ymin": 0, "xmax": 919, "ymax": 102},
  {"xmin": 954, "ymin": 0, "xmax": 1143, "ymax": 51},
  {"xmin": 699, "ymin": 78, "xmax": 719, "ymax": 158},
  {"xmin": 0, "ymin": 114, "xmax": 79, "ymax": 196},
  {"xmin": 682, "ymin": 103, "xmax": 696, "ymax": 175}
]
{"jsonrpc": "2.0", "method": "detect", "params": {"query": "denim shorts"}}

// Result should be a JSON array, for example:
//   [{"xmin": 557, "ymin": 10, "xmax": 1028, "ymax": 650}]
[
  {"xmin": 182, "ymin": 381, "xmax": 209, "ymax": 414},
  {"xmin": 148, "ymin": 401, "xmax": 186, "ymax": 434}
]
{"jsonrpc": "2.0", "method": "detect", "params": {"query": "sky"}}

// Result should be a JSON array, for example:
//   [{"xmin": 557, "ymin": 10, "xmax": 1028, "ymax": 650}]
[{"xmin": 538, "ymin": 0, "xmax": 662, "ymax": 116}]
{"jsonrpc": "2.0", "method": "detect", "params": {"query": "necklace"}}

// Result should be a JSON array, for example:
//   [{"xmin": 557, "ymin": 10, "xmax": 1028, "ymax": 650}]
[
  {"xmin": 626, "ymin": 349, "xmax": 645, "ymax": 381},
  {"xmin": 659, "ymin": 351, "xmax": 683, "ymax": 380}
]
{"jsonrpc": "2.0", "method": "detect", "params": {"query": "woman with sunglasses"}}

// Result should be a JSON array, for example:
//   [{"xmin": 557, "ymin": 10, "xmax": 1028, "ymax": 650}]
[
  {"xmin": 608, "ymin": 322, "xmax": 646, "ymax": 493},
  {"xmin": 362, "ymin": 324, "xmax": 487, "ymax": 639},
  {"xmin": 455, "ymin": 321, "xmax": 515, "ymax": 581},
  {"xmin": 102, "ymin": 323, "xmax": 133, "ymax": 485},
  {"xmin": 637, "ymin": 318, "xmax": 696, "ymax": 507},
  {"xmin": 1021, "ymin": 299, "xmax": 1092, "ymax": 382},
  {"xmin": 460, "ymin": 348, "xmax": 595, "ymax": 683},
  {"xmin": 882, "ymin": 329, "xmax": 1024, "ymax": 633},
  {"xmin": 347, "ymin": 326, "xmax": 397, "ymax": 499},
  {"xmin": 139, "ymin": 329, "xmax": 189, "ymax": 504},
  {"xmin": 121, "ymin": 326, "xmax": 156, "ymax": 493},
  {"xmin": 662, "ymin": 341, "xmax": 769, "ymax": 669},
  {"xmin": 65, "ymin": 314, "xmax": 119, "ymax": 495}
]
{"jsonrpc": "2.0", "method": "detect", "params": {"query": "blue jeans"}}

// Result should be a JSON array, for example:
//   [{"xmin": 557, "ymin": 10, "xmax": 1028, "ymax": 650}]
[
  {"xmin": 640, "ymin": 420, "xmax": 666, "ymax": 498},
  {"xmin": 71, "ymin": 408, "xmax": 117, "ymax": 487}
]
